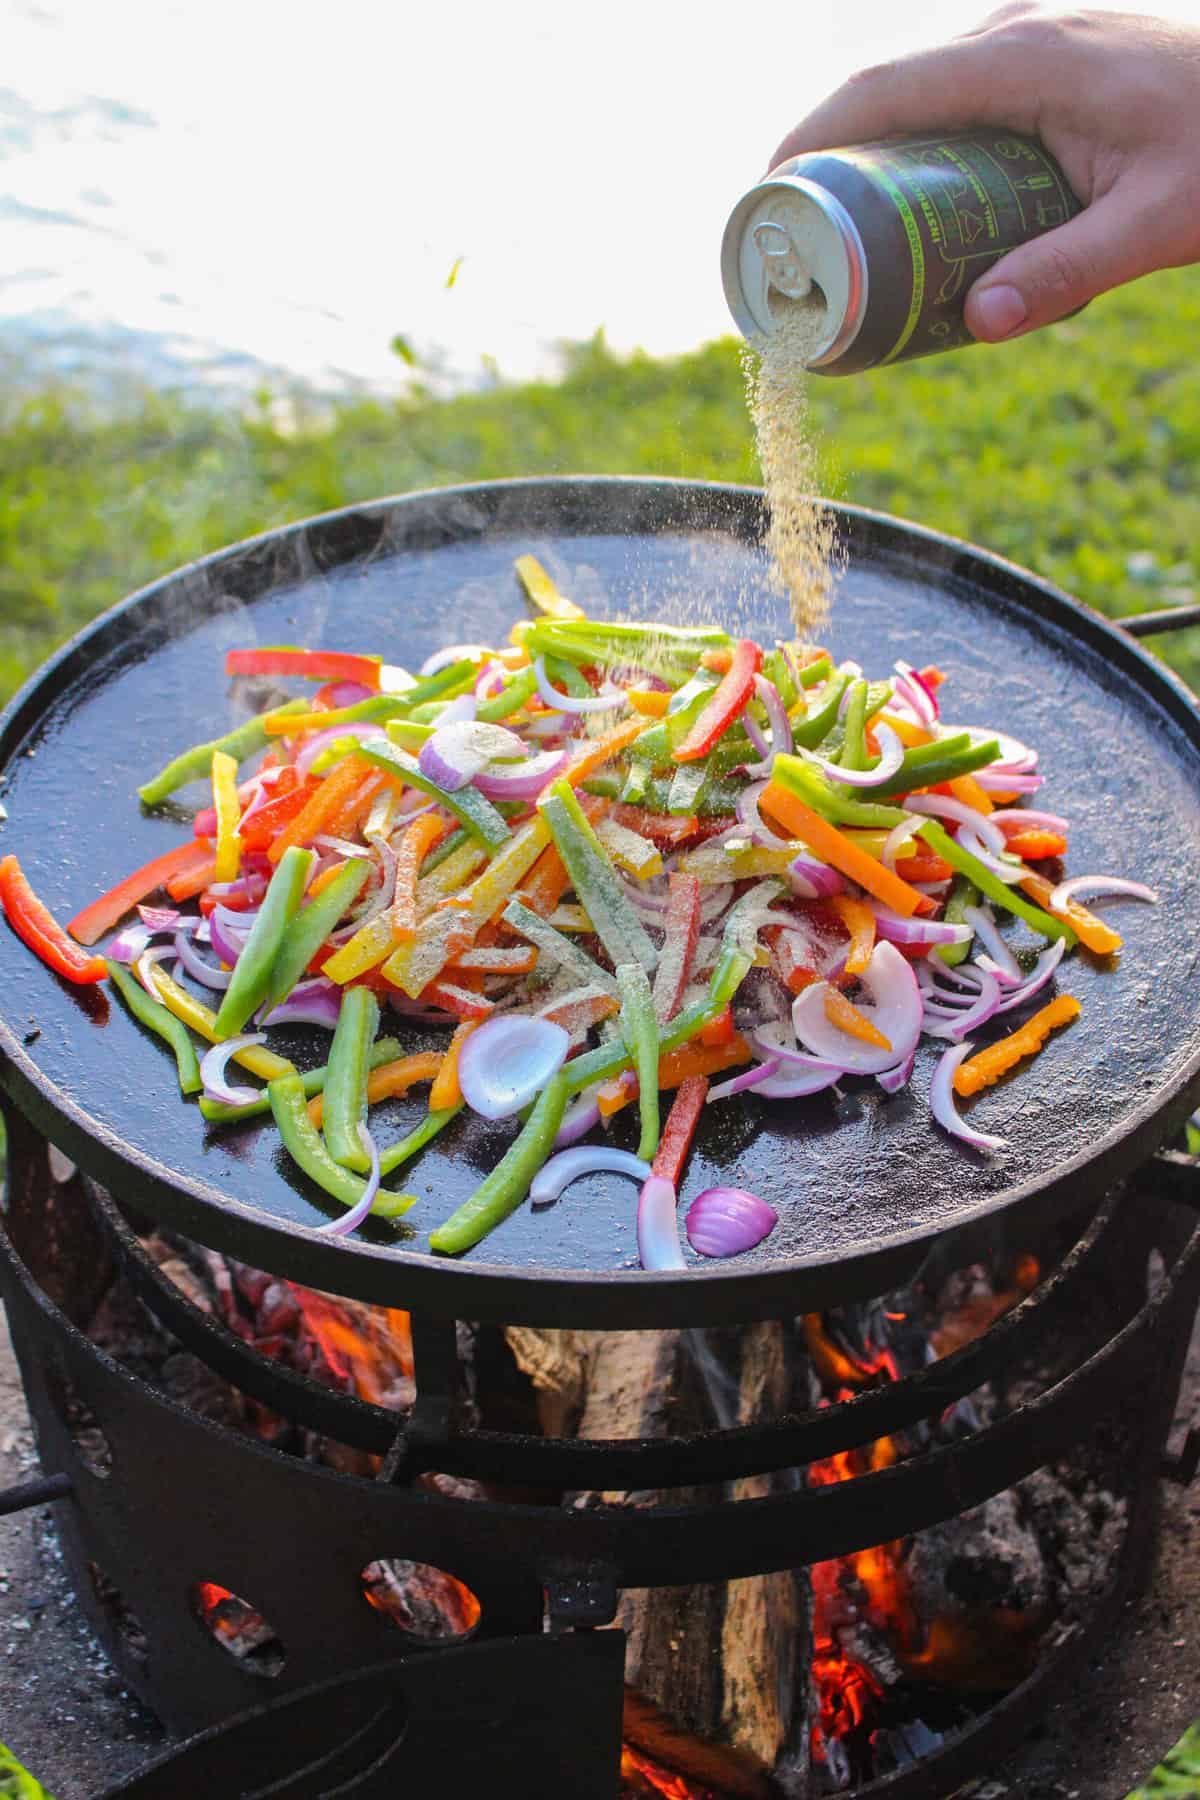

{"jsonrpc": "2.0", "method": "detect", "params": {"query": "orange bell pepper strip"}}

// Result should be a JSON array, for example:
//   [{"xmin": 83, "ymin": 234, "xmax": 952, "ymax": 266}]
[
  {"xmin": 268, "ymin": 756, "xmax": 370, "ymax": 864},
  {"xmin": 1018, "ymin": 871, "xmax": 1122, "ymax": 955},
  {"xmin": 829, "ymin": 895, "xmax": 875, "ymax": 976},
  {"xmin": 672, "ymin": 639, "xmax": 762, "ymax": 763},
  {"xmin": 225, "ymin": 648, "xmax": 382, "ymax": 688},
  {"xmin": 392, "ymin": 813, "xmax": 451, "ymax": 941},
  {"xmin": 307, "ymin": 861, "xmax": 348, "ymax": 899},
  {"xmin": 429, "ymin": 1019, "xmax": 481, "ymax": 1110},
  {"xmin": 760, "ymin": 779, "xmax": 932, "ymax": 918},
  {"xmin": 1003, "ymin": 829, "xmax": 1068, "ymax": 861},
  {"xmin": 894, "ymin": 852, "xmax": 955, "ymax": 883},
  {"xmin": 307, "ymin": 1050, "xmax": 443, "ymax": 1126},
  {"xmin": 651, "ymin": 1074, "xmax": 709, "ymax": 1186},
  {"xmin": 0, "ymin": 856, "xmax": 109, "ymax": 984},
  {"xmin": 327, "ymin": 770, "xmax": 400, "ymax": 840},
  {"xmin": 68, "ymin": 840, "xmax": 215, "ymax": 944},
  {"xmin": 447, "ymin": 943, "xmax": 538, "ymax": 975},
  {"xmin": 824, "ymin": 988, "xmax": 891, "ymax": 1050},
  {"xmin": 539, "ymin": 985, "xmax": 620, "ymax": 1033},
  {"xmin": 166, "ymin": 857, "xmax": 219, "ymax": 903},
  {"xmin": 419, "ymin": 979, "xmax": 494, "ymax": 1021},
  {"xmin": 700, "ymin": 648, "xmax": 732, "ymax": 674},
  {"xmin": 514, "ymin": 843, "xmax": 573, "ymax": 919},
  {"xmin": 597, "ymin": 1034, "xmax": 752, "ymax": 1119},
  {"xmin": 953, "ymin": 994, "xmax": 1081, "ymax": 1097},
  {"xmin": 562, "ymin": 719, "xmax": 644, "ymax": 785}
]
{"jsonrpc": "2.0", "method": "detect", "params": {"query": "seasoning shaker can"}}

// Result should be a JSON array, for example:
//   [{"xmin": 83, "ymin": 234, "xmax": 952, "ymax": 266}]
[{"xmin": 722, "ymin": 132, "xmax": 1082, "ymax": 374}]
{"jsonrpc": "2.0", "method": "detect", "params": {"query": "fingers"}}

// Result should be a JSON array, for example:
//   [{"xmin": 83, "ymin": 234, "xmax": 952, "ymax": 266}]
[
  {"xmin": 963, "ymin": 181, "xmax": 1161, "ymax": 340},
  {"xmin": 768, "ymin": 21, "xmax": 1045, "ymax": 170}
]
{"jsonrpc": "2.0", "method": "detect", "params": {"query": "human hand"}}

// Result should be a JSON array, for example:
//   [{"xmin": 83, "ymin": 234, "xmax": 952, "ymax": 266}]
[{"xmin": 769, "ymin": 6, "xmax": 1200, "ymax": 343}]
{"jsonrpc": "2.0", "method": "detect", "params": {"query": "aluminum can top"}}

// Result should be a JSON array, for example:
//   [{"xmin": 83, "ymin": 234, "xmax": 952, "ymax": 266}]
[{"xmin": 721, "ymin": 165, "xmax": 868, "ymax": 367}]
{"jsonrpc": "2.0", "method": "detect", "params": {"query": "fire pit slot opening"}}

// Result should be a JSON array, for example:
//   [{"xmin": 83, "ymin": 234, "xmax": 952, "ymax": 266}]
[
  {"xmin": 188, "ymin": 1581, "xmax": 287, "ymax": 1678},
  {"xmin": 87, "ymin": 1561, "xmax": 147, "ymax": 1666},
  {"xmin": 360, "ymin": 1559, "xmax": 482, "ymax": 1643},
  {"xmin": 45, "ymin": 1361, "xmax": 112, "ymax": 1480}
]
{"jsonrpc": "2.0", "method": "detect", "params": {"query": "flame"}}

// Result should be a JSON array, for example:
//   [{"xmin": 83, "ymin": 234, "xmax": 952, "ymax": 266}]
[
  {"xmin": 802, "ymin": 1314, "xmax": 901, "ymax": 1390},
  {"xmin": 619, "ymin": 1744, "xmax": 714, "ymax": 1798},
  {"xmin": 901, "ymin": 1610, "xmax": 1040, "ymax": 1690},
  {"xmin": 287, "ymin": 1286, "xmax": 413, "ymax": 1407},
  {"xmin": 929, "ymin": 1256, "xmax": 1039, "ymax": 1361}
]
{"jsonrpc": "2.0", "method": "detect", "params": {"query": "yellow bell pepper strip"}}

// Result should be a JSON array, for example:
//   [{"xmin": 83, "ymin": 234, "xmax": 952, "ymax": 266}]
[
  {"xmin": 761, "ymin": 774, "xmax": 930, "ymax": 918},
  {"xmin": 429, "ymin": 1070, "xmax": 568, "ymax": 1255},
  {"xmin": 1017, "ymin": 870, "xmax": 1122, "ymax": 955},
  {"xmin": 514, "ymin": 553, "xmax": 586, "ymax": 620},
  {"xmin": 321, "ymin": 986, "xmax": 380, "ymax": 1171},
  {"xmin": 68, "ymin": 840, "xmax": 215, "ymax": 944},
  {"xmin": 378, "ymin": 1102, "xmax": 463, "ymax": 1179},
  {"xmin": 953, "ymin": 994, "xmax": 1082, "ymax": 1097},
  {"xmin": 309, "ymin": 1047, "xmax": 443, "ymax": 1128},
  {"xmin": 595, "ymin": 817, "xmax": 663, "ymax": 879},
  {"xmin": 627, "ymin": 688, "xmax": 671, "ymax": 718},
  {"xmin": 265, "ymin": 857, "xmax": 371, "ymax": 1007},
  {"xmin": 210, "ymin": 750, "xmax": 243, "ymax": 884},
  {"xmin": 672, "ymin": 639, "xmax": 763, "ymax": 763},
  {"xmin": 502, "ymin": 896, "xmax": 617, "ymax": 992},
  {"xmin": 269, "ymin": 1075, "xmax": 414, "ymax": 1221},
  {"xmin": 353, "ymin": 740, "xmax": 510, "ymax": 851},
  {"xmin": 0, "ymin": 856, "xmax": 109, "ymax": 984},
  {"xmin": 136, "ymin": 700, "xmax": 309, "ymax": 807},
  {"xmin": 225, "ymin": 647, "xmax": 382, "ymax": 688},
  {"xmin": 214, "ymin": 846, "xmax": 314, "ymax": 1038},
  {"xmin": 321, "ymin": 911, "xmax": 399, "ymax": 986},
  {"xmin": 538, "ymin": 778, "xmax": 658, "ymax": 974},
  {"xmin": 829, "ymin": 895, "xmax": 876, "ymax": 976},
  {"xmin": 914, "ymin": 820, "xmax": 1077, "ymax": 946},
  {"xmin": 876, "ymin": 710, "xmax": 934, "ymax": 749},
  {"xmin": 106, "ymin": 958, "xmax": 203, "ymax": 1094},
  {"xmin": 617, "ymin": 962, "xmax": 660, "ymax": 1161},
  {"xmin": 200, "ymin": 1036, "xmax": 404, "ymax": 1123},
  {"xmin": 547, "ymin": 903, "xmax": 593, "ymax": 932},
  {"xmin": 380, "ymin": 909, "xmax": 469, "ymax": 999},
  {"xmin": 824, "ymin": 988, "xmax": 891, "ymax": 1050},
  {"xmin": 437, "ymin": 815, "xmax": 551, "ymax": 933},
  {"xmin": 429, "ymin": 1021, "xmax": 480, "ymax": 1111},
  {"xmin": 417, "ymin": 838, "xmax": 489, "ymax": 907},
  {"xmin": 597, "ymin": 1034, "xmax": 752, "ymax": 1120},
  {"xmin": 139, "ymin": 958, "xmax": 294, "ymax": 1080},
  {"xmin": 267, "ymin": 757, "xmax": 370, "ymax": 864}
]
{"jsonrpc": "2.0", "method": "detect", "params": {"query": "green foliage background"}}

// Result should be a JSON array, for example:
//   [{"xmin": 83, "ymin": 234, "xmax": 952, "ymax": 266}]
[{"xmin": 0, "ymin": 273, "xmax": 1197, "ymax": 1795}]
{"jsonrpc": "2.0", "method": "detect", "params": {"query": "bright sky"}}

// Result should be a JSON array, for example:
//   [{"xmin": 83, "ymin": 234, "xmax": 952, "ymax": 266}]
[{"xmin": 4, "ymin": 0, "xmax": 1199, "ymax": 390}]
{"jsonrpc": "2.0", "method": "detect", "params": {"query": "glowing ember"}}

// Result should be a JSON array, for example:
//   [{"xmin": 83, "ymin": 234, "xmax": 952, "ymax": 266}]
[
  {"xmin": 287, "ymin": 1286, "xmax": 413, "ymax": 1407},
  {"xmin": 620, "ymin": 1743, "xmax": 715, "ymax": 1799}
]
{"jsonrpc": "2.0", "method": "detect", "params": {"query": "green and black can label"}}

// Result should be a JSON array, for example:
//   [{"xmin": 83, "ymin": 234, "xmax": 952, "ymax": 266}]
[{"xmin": 721, "ymin": 132, "xmax": 1082, "ymax": 375}]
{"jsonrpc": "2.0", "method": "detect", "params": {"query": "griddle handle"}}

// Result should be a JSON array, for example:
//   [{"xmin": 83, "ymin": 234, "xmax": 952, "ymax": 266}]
[
  {"xmin": 1119, "ymin": 604, "xmax": 1200, "ymax": 637},
  {"xmin": 0, "ymin": 1471, "xmax": 73, "ymax": 1517}
]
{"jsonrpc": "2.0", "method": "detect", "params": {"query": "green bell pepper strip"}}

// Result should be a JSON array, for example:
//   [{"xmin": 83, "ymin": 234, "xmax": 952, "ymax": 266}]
[
  {"xmin": 539, "ymin": 779, "xmax": 658, "ymax": 973},
  {"xmin": 420, "ymin": 825, "xmax": 469, "ymax": 874},
  {"xmin": 107, "ymin": 958, "xmax": 202, "ymax": 1095},
  {"xmin": 934, "ymin": 875, "xmax": 981, "ymax": 967},
  {"xmin": 200, "ymin": 1036, "xmax": 405, "ymax": 1123},
  {"xmin": 476, "ymin": 666, "xmax": 539, "ymax": 723},
  {"xmin": 666, "ymin": 669, "xmax": 720, "ymax": 716},
  {"xmin": 137, "ymin": 700, "xmax": 309, "ymax": 806},
  {"xmin": 429, "ymin": 1071, "xmax": 568, "ymax": 1254},
  {"xmin": 673, "ymin": 639, "xmax": 762, "ymax": 763},
  {"xmin": 265, "ymin": 857, "xmax": 370, "ymax": 1008},
  {"xmin": 322, "ymin": 986, "xmax": 381, "ymax": 1171},
  {"xmin": 631, "ymin": 688, "xmax": 714, "ymax": 767},
  {"xmin": 213, "ymin": 845, "xmax": 314, "ymax": 1038},
  {"xmin": 704, "ymin": 734, "xmax": 757, "ymax": 776},
  {"xmin": 667, "ymin": 763, "xmax": 707, "ymax": 816},
  {"xmin": 563, "ymin": 994, "xmax": 718, "ymax": 1097},
  {"xmin": 269, "ymin": 1074, "xmax": 414, "ymax": 1220},
  {"xmin": 791, "ymin": 672, "xmax": 850, "ymax": 749},
  {"xmin": 868, "ymin": 733, "xmax": 1002, "ymax": 799},
  {"xmin": 638, "ymin": 773, "xmax": 744, "ymax": 818},
  {"xmin": 581, "ymin": 770, "xmax": 624, "ymax": 800},
  {"xmin": 379, "ymin": 1102, "xmax": 464, "ymax": 1177},
  {"xmin": 530, "ymin": 618, "xmax": 731, "ymax": 658},
  {"xmin": 706, "ymin": 880, "xmax": 786, "ymax": 1008},
  {"xmin": 770, "ymin": 755, "xmax": 910, "ymax": 829},
  {"xmin": 543, "ymin": 653, "xmax": 592, "ymax": 698},
  {"xmin": 503, "ymin": 897, "xmax": 618, "ymax": 992},
  {"xmin": 617, "ymin": 962, "xmax": 660, "ymax": 1162},
  {"xmin": 620, "ymin": 761, "xmax": 652, "ymax": 804},
  {"xmin": 839, "ymin": 679, "xmax": 870, "ymax": 772},
  {"xmin": 915, "ymin": 820, "xmax": 1077, "ymax": 945},
  {"xmin": 391, "ymin": 660, "xmax": 480, "ymax": 710},
  {"xmin": 352, "ymin": 740, "xmax": 510, "ymax": 850}
]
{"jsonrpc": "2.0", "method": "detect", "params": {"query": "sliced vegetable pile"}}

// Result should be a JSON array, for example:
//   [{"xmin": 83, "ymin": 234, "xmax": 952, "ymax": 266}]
[{"xmin": 0, "ymin": 559, "xmax": 1159, "ymax": 1268}]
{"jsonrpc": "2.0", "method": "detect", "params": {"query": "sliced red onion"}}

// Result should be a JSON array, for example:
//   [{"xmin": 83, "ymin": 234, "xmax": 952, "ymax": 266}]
[
  {"xmin": 741, "ymin": 673, "xmax": 794, "ymax": 778},
  {"xmin": 904, "ymin": 793, "xmax": 1005, "ymax": 855},
  {"xmin": 707, "ymin": 1059, "xmax": 780, "ymax": 1100},
  {"xmin": 533, "ymin": 657, "xmax": 626, "ymax": 715},
  {"xmin": 872, "ymin": 903, "xmax": 972, "ymax": 948},
  {"xmin": 699, "ymin": 885, "xmax": 735, "ymax": 927},
  {"xmin": 421, "ymin": 643, "xmax": 489, "ymax": 677},
  {"xmin": 458, "ymin": 1015, "xmax": 570, "ymax": 1120},
  {"xmin": 882, "ymin": 816, "xmax": 921, "ymax": 870},
  {"xmin": 1049, "ymin": 874, "xmax": 1159, "ymax": 910},
  {"xmin": 474, "ymin": 748, "xmax": 569, "ymax": 802},
  {"xmin": 134, "ymin": 944, "xmax": 178, "ymax": 996},
  {"xmin": 973, "ymin": 955, "xmax": 1024, "ymax": 990},
  {"xmin": 174, "ymin": 929, "xmax": 232, "ymax": 990},
  {"xmin": 791, "ymin": 940, "xmax": 922, "ymax": 1075},
  {"xmin": 737, "ymin": 781, "xmax": 792, "ymax": 852},
  {"xmin": 137, "ymin": 904, "xmax": 196, "ymax": 933},
  {"xmin": 877, "ymin": 1050, "xmax": 916, "ymax": 1095},
  {"xmin": 295, "ymin": 722, "xmax": 386, "ymax": 780},
  {"xmin": 993, "ymin": 937, "xmax": 1068, "ymax": 1017},
  {"xmin": 961, "ymin": 906, "xmax": 1021, "ymax": 982},
  {"xmin": 749, "ymin": 1061, "xmax": 842, "ymax": 1099},
  {"xmin": 348, "ymin": 841, "xmax": 398, "ymax": 928},
  {"xmin": 637, "ymin": 1175, "xmax": 685, "ymax": 1271},
  {"xmin": 931, "ymin": 1043, "xmax": 1006, "ymax": 1153},
  {"xmin": 204, "ymin": 874, "xmax": 268, "ymax": 907},
  {"xmin": 199, "ymin": 1035, "xmax": 266, "ymax": 1108},
  {"xmin": 741, "ymin": 709, "xmax": 771, "ymax": 761},
  {"xmin": 380, "ymin": 664, "xmax": 416, "ymax": 694},
  {"xmin": 209, "ymin": 905, "xmax": 253, "ymax": 967},
  {"xmin": 787, "ymin": 852, "xmax": 844, "ymax": 899},
  {"xmin": 891, "ymin": 662, "xmax": 936, "ymax": 728},
  {"xmin": 553, "ymin": 1090, "xmax": 603, "ymax": 1149},
  {"xmin": 312, "ymin": 834, "xmax": 367, "ymax": 860},
  {"xmin": 530, "ymin": 1146, "xmax": 651, "ymax": 1205},
  {"xmin": 956, "ymin": 828, "xmax": 1028, "ymax": 885},
  {"xmin": 974, "ymin": 769, "xmax": 1044, "ymax": 794},
  {"xmin": 524, "ymin": 712, "xmax": 569, "ymax": 739},
  {"xmin": 317, "ymin": 1122, "xmax": 381, "ymax": 1236},
  {"xmin": 806, "ymin": 723, "xmax": 904, "ymax": 790},
  {"xmin": 685, "ymin": 1187, "xmax": 777, "ymax": 1258},
  {"xmin": 924, "ymin": 957, "xmax": 986, "ymax": 993},
  {"xmin": 840, "ymin": 659, "xmax": 863, "ymax": 680},
  {"xmin": 989, "ymin": 809, "xmax": 1070, "ymax": 834},
  {"xmin": 473, "ymin": 661, "xmax": 508, "ymax": 703},
  {"xmin": 431, "ymin": 692, "xmax": 478, "ymax": 728},
  {"xmin": 922, "ymin": 969, "xmax": 1002, "ymax": 1041},
  {"xmin": 259, "ymin": 979, "xmax": 344, "ymax": 1030},
  {"xmin": 418, "ymin": 720, "xmax": 525, "ymax": 792},
  {"xmin": 947, "ymin": 725, "xmax": 1038, "ymax": 773},
  {"xmin": 749, "ymin": 1023, "xmax": 842, "ymax": 1073}
]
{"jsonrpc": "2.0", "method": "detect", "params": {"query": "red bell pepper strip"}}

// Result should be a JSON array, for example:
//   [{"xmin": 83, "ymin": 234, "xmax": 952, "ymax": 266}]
[
  {"xmin": 651, "ymin": 872, "xmax": 700, "ymax": 1024},
  {"xmin": 610, "ymin": 804, "xmax": 700, "ymax": 849},
  {"xmin": 1, "ymin": 856, "xmax": 109, "ymax": 984},
  {"xmin": 699, "ymin": 1004, "xmax": 736, "ymax": 1047},
  {"xmin": 671, "ymin": 638, "xmax": 763, "ymax": 764},
  {"xmin": 224, "ymin": 648, "xmax": 382, "ymax": 688},
  {"xmin": 68, "ymin": 840, "xmax": 214, "ymax": 944},
  {"xmin": 651, "ymin": 1074, "xmax": 708, "ymax": 1186},
  {"xmin": 239, "ymin": 777, "xmax": 319, "ymax": 853}
]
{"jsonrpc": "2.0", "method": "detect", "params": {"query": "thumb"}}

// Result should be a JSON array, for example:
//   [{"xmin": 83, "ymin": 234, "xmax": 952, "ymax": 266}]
[{"xmin": 965, "ymin": 186, "xmax": 1149, "ymax": 342}]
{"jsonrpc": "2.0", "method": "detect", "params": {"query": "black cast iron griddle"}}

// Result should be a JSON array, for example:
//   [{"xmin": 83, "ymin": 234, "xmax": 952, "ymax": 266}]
[{"xmin": 1, "ymin": 477, "xmax": 1199, "ymax": 1329}]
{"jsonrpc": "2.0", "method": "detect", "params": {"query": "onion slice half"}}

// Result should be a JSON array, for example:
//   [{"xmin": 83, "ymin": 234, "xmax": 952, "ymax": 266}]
[
  {"xmin": 637, "ymin": 1175, "xmax": 685, "ymax": 1271},
  {"xmin": 317, "ymin": 1123, "xmax": 382, "ymax": 1236},
  {"xmin": 792, "ymin": 940, "xmax": 922, "ymax": 1075},
  {"xmin": 530, "ymin": 1146, "xmax": 651, "ymax": 1205},
  {"xmin": 1049, "ymin": 874, "xmax": 1159, "ymax": 910},
  {"xmin": 533, "ymin": 657, "xmax": 626, "ymax": 715},
  {"xmin": 930, "ymin": 1043, "xmax": 1006, "ymax": 1153},
  {"xmin": 458, "ymin": 1015, "xmax": 570, "ymax": 1120},
  {"xmin": 199, "ymin": 1035, "xmax": 267, "ymax": 1108}
]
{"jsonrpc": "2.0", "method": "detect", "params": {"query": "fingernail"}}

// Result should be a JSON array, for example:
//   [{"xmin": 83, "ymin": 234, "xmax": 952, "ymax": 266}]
[{"xmin": 970, "ymin": 284, "xmax": 1028, "ymax": 340}]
